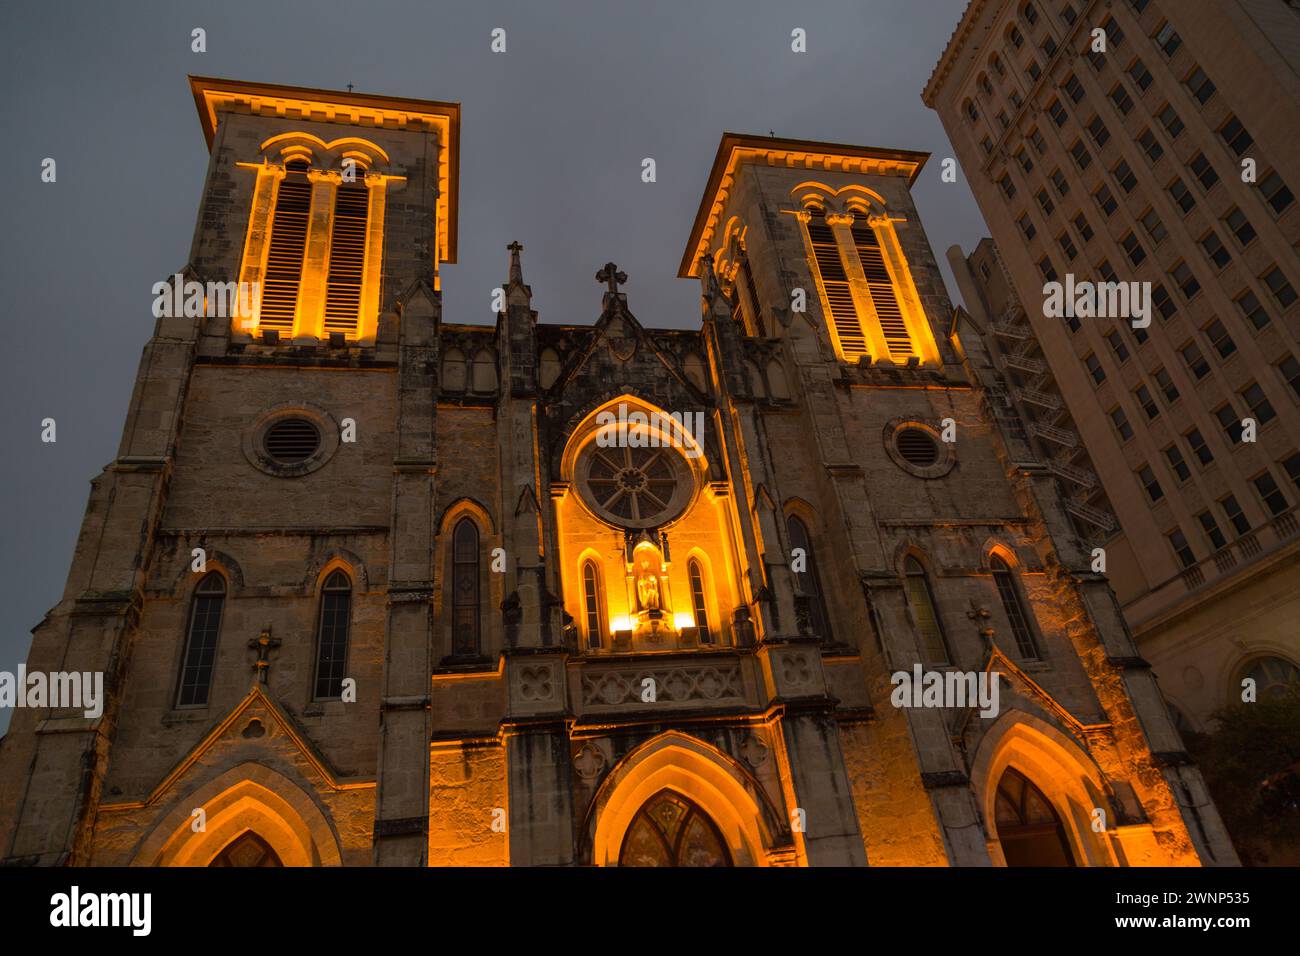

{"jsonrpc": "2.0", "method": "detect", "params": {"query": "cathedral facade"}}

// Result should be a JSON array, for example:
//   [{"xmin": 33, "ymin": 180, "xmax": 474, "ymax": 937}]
[{"xmin": 0, "ymin": 77, "xmax": 1238, "ymax": 867}]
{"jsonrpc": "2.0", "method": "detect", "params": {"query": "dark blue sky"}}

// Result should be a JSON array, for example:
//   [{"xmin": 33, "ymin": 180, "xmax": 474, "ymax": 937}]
[{"xmin": 0, "ymin": 0, "xmax": 986, "ymax": 732}]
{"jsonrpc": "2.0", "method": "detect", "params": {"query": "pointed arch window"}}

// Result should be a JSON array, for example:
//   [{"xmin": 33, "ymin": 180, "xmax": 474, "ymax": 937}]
[
  {"xmin": 314, "ymin": 570, "xmax": 351, "ymax": 699},
  {"xmin": 258, "ymin": 158, "xmax": 312, "ymax": 333},
  {"xmin": 210, "ymin": 831, "xmax": 283, "ymax": 868},
  {"xmin": 582, "ymin": 559, "xmax": 605, "ymax": 650},
  {"xmin": 991, "ymin": 555, "xmax": 1040, "ymax": 659},
  {"xmin": 786, "ymin": 515, "xmax": 833, "ymax": 641},
  {"xmin": 995, "ymin": 767, "xmax": 1076, "ymax": 866},
  {"xmin": 904, "ymin": 556, "xmax": 950, "ymax": 665},
  {"xmin": 452, "ymin": 519, "xmax": 481, "ymax": 657},
  {"xmin": 688, "ymin": 558, "xmax": 713, "ymax": 644},
  {"xmin": 618, "ymin": 790, "xmax": 732, "ymax": 867},
  {"xmin": 177, "ymin": 573, "xmax": 226, "ymax": 708}
]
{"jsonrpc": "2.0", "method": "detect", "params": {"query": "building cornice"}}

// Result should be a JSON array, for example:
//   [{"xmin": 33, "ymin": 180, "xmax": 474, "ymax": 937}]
[{"xmin": 679, "ymin": 132, "xmax": 929, "ymax": 278}]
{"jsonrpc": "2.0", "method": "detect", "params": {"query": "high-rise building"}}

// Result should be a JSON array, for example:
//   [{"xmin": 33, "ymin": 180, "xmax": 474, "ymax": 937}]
[
  {"xmin": 0, "ymin": 76, "xmax": 1236, "ymax": 868},
  {"xmin": 925, "ymin": 0, "xmax": 1300, "ymax": 732}
]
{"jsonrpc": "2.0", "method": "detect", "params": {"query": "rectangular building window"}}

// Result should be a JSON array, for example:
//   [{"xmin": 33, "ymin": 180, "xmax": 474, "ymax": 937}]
[
  {"xmin": 1094, "ymin": 183, "xmax": 1118, "ymax": 216},
  {"xmin": 1127, "ymin": 58, "xmax": 1153, "ymax": 91},
  {"xmin": 1278, "ymin": 355, "xmax": 1300, "ymax": 400},
  {"xmin": 1138, "ymin": 128, "xmax": 1163, "ymax": 163},
  {"xmin": 1235, "ymin": 290, "xmax": 1268, "ymax": 331},
  {"xmin": 1220, "ymin": 494, "xmax": 1250, "ymax": 536},
  {"xmin": 1224, "ymin": 207, "xmax": 1257, "ymax": 248},
  {"xmin": 1113, "ymin": 160, "xmax": 1137, "ymax": 193},
  {"xmin": 1204, "ymin": 319, "xmax": 1237, "ymax": 359},
  {"xmin": 1181, "ymin": 341, "xmax": 1210, "ymax": 379},
  {"xmin": 1154, "ymin": 366, "xmax": 1179, "ymax": 403},
  {"xmin": 1072, "ymin": 212, "xmax": 1093, "ymax": 242},
  {"xmin": 1198, "ymin": 510, "xmax": 1227, "ymax": 551},
  {"xmin": 1219, "ymin": 115, "xmax": 1254, "ymax": 157},
  {"xmin": 1157, "ymin": 103, "xmax": 1184, "ymax": 139},
  {"xmin": 1121, "ymin": 231, "xmax": 1146, "ymax": 266},
  {"xmin": 1241, "ymin": 381, "xmax": 1277, "ymax": 424},
  {"xmin": 1200, "ymin": 232, "xmax": 1230, "ymax": 269},
  {"xmin": 1170, "ymin": 261, "xmax": 1201, "ymax": 300},
  {"xmin": 1153, "ymin": 283, "xmax": 1176, "ymax": 320},
  {"xmin": 1165, "ymin": 444, "xmax": 1191, "ymax": 482},
  {"xmin": 1086, "ymin": 352, "xmax": 1106, "ymax": 384},
  {"xmin": 1260, "ymin": 171, "xmax": 1295, "ymax": 215},
  {"xmin": 1153, "ymin": 21, "xmax": 1182, "ymax": 57},
  {"xmin": 1189, "ymin": 152, "xmax": 1219, "ymax": 191},
  {"xmin": 1215, "ymin": 403, "xmax": 1243, "ymax": 444},
  {"xmin": 1183, "ymin": 66, "xmax": 1216, "ymax": 104},
  {"xmin": 1253, "ymin": 471, "xmax": 1289, "ymax": 516},
  {"xmin": 1109, "ymin": 83, "xmax": 1134, "ymax": 114},
  {"xmin": 1186, "ymin": 427, "xmax": 1213, "ymax": 465},
  {"xmin": 1167, "ymin": 528, "xmax": 1196, "ymax": 569},
  {"xmin": 1262, "ymin": 266, "xmax": 1297, "ymax": 308},
  {"xmin": 1106, "ymin": 329, "xmax": 1129, "ymax": 363},
  {"xmin": 1111, "ymin": 407, "xmax": 1134, "ymax": 441},
  {"xmin": 1168, "ymin": 178, "xmax": 1195, "ymax": 213},
  {"xmin": 1136, "ymin": 384, "xmax": 1159, "ymax": 419},
  {"xmin": 1139, "ymin": 464, "xmax": 1164, "ymax": 502}
]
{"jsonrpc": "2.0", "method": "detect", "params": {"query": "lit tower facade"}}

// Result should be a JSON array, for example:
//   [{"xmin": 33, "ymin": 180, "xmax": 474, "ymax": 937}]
[{"xmin": 0, "ymin": 81, "xmax": 1234, "ymax": 867}]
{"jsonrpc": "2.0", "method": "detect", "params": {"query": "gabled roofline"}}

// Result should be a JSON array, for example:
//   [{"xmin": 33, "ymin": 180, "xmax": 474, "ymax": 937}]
[{"xmin": 678, "ymin": 132, "xmax": 930, "ymax": 278}]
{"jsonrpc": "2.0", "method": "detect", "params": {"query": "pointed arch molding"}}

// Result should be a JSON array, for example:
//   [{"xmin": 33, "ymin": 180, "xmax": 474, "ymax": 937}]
[
  {"xmin": 129, "ymin": 762, "xmax": 344, "ymax": 867},
  {"xmin": 583, "ymin": 731, "xmax": 789, "ymax": 866},
  {"xmin": 166, "ymin": 548, "xmax": 245, "ymax": 593},
  {"xmin": 302, "ymin": 548, "xmax": 369, "ymax": 593},
  {"xmin": 437, "ymin": 496, "xmax": 497, "ymax": 536},
  {"xmin": 969, "ymin": 710, "xmax": 1119, "ymax": 867}
]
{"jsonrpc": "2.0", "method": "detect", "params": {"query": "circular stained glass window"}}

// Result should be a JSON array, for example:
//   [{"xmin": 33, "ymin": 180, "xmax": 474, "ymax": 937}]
[{"xmin": 576, "ymin": 441, "xmax": 693, "ymax": 529}]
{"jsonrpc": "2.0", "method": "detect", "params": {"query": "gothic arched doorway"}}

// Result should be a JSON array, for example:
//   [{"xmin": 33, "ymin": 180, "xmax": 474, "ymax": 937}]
[
  {"xmin": 618, "ymin": 790, "xmax": 732, "ymax": 867},
  {"xmin": 209, "ymin": 831, "xmax": 283, "ymax": 867},
  {"xmin": 994, "ymin": 767, "xmax": 1076, "ymax": 866}
]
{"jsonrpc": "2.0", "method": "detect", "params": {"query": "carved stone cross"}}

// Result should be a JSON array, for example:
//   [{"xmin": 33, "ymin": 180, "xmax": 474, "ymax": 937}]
[
  {"xmin": 596, "ymin": 262, "xmax": 627, "ymax": 297},
  {"xmin": 248, "ymin": 627, "xmax": 281, "ymax": 685}
]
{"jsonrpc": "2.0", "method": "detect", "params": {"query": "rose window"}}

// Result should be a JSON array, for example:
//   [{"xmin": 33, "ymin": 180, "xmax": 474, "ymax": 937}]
[{"xmin": 576, "ymin": 441, "xmax": 693, "ymax": 529}]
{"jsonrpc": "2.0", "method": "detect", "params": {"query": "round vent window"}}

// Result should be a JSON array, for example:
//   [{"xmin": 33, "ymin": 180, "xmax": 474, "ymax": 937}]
[
  {"xmin": 264, "ymin": 417, "xmax": 322, "ymax": 463},
  {"xmin": 884, "ymin": 419, "xmax": 954, "ymax": 478},
  {"xmin": 895, "ymin": 427, "xmax": 939, "ymax": 466}
]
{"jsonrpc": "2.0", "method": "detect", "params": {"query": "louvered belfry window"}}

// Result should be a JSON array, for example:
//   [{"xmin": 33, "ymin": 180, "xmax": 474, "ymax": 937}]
[
  {"xmin": 806, "ymin": 209, "xmax": 866, "ymax": 360},
  {"xmin": 324, "ymin": 177, "xmax": 369, "ymax": 334},
  {"xmin": 259, "ymin": 158, "xmax": 312, "ymax": 332},
  {"xmin": 852, "ymin": 215, "xmax": 914, "ymax": 359}
]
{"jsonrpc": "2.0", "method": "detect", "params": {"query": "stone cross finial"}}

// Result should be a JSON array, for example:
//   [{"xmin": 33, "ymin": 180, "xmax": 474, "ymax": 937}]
[
  {"xmin": 507, "ymin": 241, "xmax": 524, "ymax": 285},
  {"xmin": 596, "ymin": 262, "xmax": 627, "ymax": 297},
  {"xmin": 248, "ymin": 627, "xmax": 281, "ymax": 685}
]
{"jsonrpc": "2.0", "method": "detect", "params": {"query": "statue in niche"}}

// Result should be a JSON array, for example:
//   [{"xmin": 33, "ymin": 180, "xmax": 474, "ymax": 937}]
[{"xmin": 636, "ymin": 556, "xmax": 661, "ymax": 611}]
